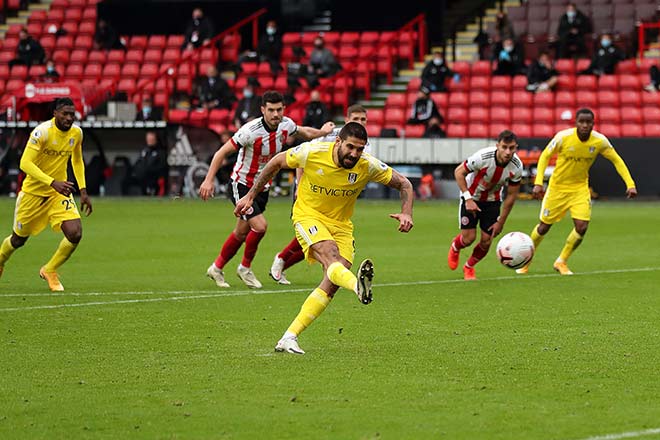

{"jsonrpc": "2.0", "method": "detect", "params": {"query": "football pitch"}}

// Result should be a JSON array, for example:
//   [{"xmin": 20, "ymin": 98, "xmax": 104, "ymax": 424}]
[{"xmin": 1, "ymin": 197, "xmax": 659, "ymax": 440}]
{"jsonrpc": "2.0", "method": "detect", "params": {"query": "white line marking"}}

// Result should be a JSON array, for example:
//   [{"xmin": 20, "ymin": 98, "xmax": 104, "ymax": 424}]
[
  {"xmin": 1, "ymin": 266, "xmax": 658, "ymax": 312},
  {"xmin": 574, "ymin": 427, "xmax": 660, "ymax": 440}
]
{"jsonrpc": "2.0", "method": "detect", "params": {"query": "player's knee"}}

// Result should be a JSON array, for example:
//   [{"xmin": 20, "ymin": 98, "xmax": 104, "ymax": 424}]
[
  {"xmin": 65, "ymin": 228, "xmax": 83, "ymax": 244},
  {"xmin": 575, "ymin": 225, "xmax": 588, "ymax": 236}
]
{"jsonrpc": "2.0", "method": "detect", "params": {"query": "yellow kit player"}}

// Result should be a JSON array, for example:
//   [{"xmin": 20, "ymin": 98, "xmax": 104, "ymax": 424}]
[
  {"xmin": 235, "ymin": 122, "xmax": 414, "ymax": 354},
  {"xmin": 0, "ymin": 97, "xmax": 93, "ymax": 291},
  {"xmin": 518, "ymin": 108, "xmax": 636, "ymax": 275}
]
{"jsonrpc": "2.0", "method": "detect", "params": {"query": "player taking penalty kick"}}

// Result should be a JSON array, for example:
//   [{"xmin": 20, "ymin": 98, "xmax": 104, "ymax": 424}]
[
  {"xmin": 517, "ymin": 108, "xmax": 637, "ymax": 275},
  {"xmin": 235, "ymin": 122, "xmax": 414, "ymax": 354}
]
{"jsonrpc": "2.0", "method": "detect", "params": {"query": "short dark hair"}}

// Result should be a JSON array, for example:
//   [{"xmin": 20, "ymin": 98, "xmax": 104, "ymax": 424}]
[
  {"xmin": 346, "ymin": 104, "xmax": 367, "ymax": 116},
  {"xmin": 261, "ymin": 90, "xmax": 284, "ymax": 106},
  {"xmin": 339, "ymin": 121, "xmax": 368, "ymax": 142},
  {"xmin": 497, "ymin": 129, "xmax": 517, "ymax": 143},
  {"xmin": 576, "ymin": 108, "xmax": 594, "ymax": 119},
  {"xmin": 54, "ymin": 97, "xmax": 75, "ymax": 109}
]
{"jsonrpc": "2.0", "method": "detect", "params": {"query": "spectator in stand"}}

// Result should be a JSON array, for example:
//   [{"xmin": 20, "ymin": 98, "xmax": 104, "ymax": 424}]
[
  {"xmin": 477, "ymin": 11, "xmax": 516, "ymax": 61},
  {"xmin": 305, "ymin": 36, "xmax": 340, "ymax": 88},
  {"xmin": 93, "ymin": 19, "xmax": 125, "ymax": 51},
  {"xmin": 579, "ymin": 33, "xmax": 624, "ymax": 76},
  {"xmin": 556, "ymin": 2, "xmax": 591, "ymax": 59},
  {"xmin": 39, "ymin": 59, "xmax": 60, "ymax": 83},
  {"xmin": 234, "ymin": 79, "xmax": 261, "ymax": 128},
  {"xmin": 526, "ymin": 51, "xmax": 559, "ymax": 93},
  {"xmin": 135, "ymin": 96, "xmax": 163, "ymax": 121},
  {"xmin": 420, "ymin": 49, "xmax": 459, "ymax": 92},
  {"xmin": 182, "ymin": 7, "xmax": 214, "ymax": 51},
  {"xmin": 257, "ymin": 19, "xmax": 283, "ymax": 74},
  {"xmin": 302, "ymin": 90, "xmax": 331, "ymax": 129},
  {"xmin": 194, "ymin": 65, "xmax": 235, "ymax": 110},
  {"xmin": 126, "ymin": 131, "xmax": 168, "ymax": 196},
  {"xmin": 492, "ymin": 37, "xmax": 526, "ymax": 76},
  {"xmin": 644, "ymin": 64, "xmax": 660, "ymax": 92},
  {"xmin": 9, "ymin": 27, "xmax": 45, "ymax": 68},
  {"xmin": 407, "ymin": 88, "xmax": 445, "ymax": 138}
]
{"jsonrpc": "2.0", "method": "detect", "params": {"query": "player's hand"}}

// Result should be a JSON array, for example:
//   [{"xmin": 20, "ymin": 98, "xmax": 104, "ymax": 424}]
[
  {"xmin": 532, "ymin": 185, "xmax": 545, "ymax": 200},
  {"xmin": 626, "ymin": 187, "xmax": 637, "ymax": 199},
  {"xmin": 320, "ymin": 121, "xmax": 336, "ymax": 135},
  {"xmin": 465, "ymin": 198, "xmax": 481, "ymax": 213},
  {"xmin": 488, "ymin": 221, "xmax": 503, "ymax": 237},
  {"xmin": 234, "ymin": 196, "xmax": 254, "ymax": 217},
  {"xmin": 389, "ymin": 213, "xmax": 413, "ymax": 233},
  {"xmin": 51, "ymin": 180, "xmax": 75, "ymax": 197},
  {"xmin": 79, "ymin": 189, "xmax": 93, "ymax": 216},
  {"xmin": 198, "ymin": 179, "xmax": 214, "ymax": 201}
]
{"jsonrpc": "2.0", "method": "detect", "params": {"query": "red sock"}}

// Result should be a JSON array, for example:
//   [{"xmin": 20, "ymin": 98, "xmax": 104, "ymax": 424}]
[
  {"xmin": 452, "ymin": 234, "xmax": 468, "ymax": 251},
  {"xmin": 283, "ymin": 249, "xmax": 305, "ymax": 270},
  {"xmin": 215, "ymin": 232, "xmax": 243, "ymax": 269},
  {"xmin": 278, "ymin": 237, "xmax": 302, "ymax": 260},
  {"xmin": 466, "ymin": 243, "xmax": 489, "ymax": 268},
  {"xmin": 241, "ymin": 229, "xmax": 265, "ymax": 267}
]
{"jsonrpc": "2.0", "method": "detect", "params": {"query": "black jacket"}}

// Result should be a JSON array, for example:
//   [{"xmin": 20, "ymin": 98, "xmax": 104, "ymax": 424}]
[
  {"xmin": 421, "ymin": 60, "xmax": 455, "ymax": 92},
  {"xmin": 303, "ymin": 101, "xmax": 330, "ymax": 129}
]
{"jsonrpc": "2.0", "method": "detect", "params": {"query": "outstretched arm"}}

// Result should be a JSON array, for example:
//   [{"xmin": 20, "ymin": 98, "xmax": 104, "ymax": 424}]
[
  {"xmin": 295, "ymin": 121, "xmax": 335, "ymax": 140},
  {"xmin": 386, "ymin": 169, "xmax": 414, "ymax": 232},
  {"xmin": 234, "ymin": 151, "xmax": 291, "ymax": 216}
]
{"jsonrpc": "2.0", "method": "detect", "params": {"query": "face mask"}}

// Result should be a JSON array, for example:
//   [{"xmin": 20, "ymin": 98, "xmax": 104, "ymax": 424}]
[
  {"xmin": 433, "ymin": 58, "xmax": 443, "ymax": 66},
  {"xmin": 47, "ymin": 66, "xmax": 55, "ymax": 73},
  {"xmin": 601, "ymin": 38, "xmax": 611, "ymax": 47},
  {"xmin": 266, "ymin": 27, "xmax": 276, "ymax": 36},
  {"xmin": 567, "ymin": 11, "xmax": 576, "ymax": 19},
  {"xmin": 504, "ymin": 45, "xmax": 514, "ymax": 52},
  {"xmin": 314, "ymin": 42, "xmax": 323, "ymax": 49},
  {"xmin": 243, "ymin": 88, "xmax": 253, "ymax": 98},
  {"xmin": 143, "ymin": 106, "xmax": 151, "ymax": 113}
]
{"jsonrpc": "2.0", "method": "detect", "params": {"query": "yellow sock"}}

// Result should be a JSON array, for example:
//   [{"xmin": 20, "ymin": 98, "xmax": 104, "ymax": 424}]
[
  {"xmin": 559, "ymin": 228, "xmax": 583, "ymax": 262},
  {"xmin": 43, "ymin": 238, "xmax": 77, "ymax": 272},
  {"xmin": 530, "ymin": 224, "xmax": 545, "ymax": 250},
  {"xmin": 287, "ymin": 288, "xmax": 332, "ymax": 336},
  {"xmin": 0, "ymin": 236, "xmax": 16, "ymax": 267},
  {"xmin": 326, "ymin": 261, "xmax": 358, "ymax": 292}
]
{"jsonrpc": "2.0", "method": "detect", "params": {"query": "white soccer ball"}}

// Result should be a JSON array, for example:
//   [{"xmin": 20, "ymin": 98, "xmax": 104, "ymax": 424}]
[{"xmin": 496, "ymin": 231, "xmax": 535, "ymax": 269}]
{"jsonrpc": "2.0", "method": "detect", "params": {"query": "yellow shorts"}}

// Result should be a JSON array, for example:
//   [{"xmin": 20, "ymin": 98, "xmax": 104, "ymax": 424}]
[
  {"xmin": 13, "ymin": 191, "xmax": 81, "ymax": 237},
  {"xmin": 293, "ymin": 217, "xmax": 355, "ymax": 265},
  {"xmin": 539, "ymin": 185, "xmax": 591, "ymax": 224}
]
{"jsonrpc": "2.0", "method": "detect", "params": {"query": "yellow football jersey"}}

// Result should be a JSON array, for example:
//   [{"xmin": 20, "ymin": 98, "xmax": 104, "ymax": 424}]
[
  {"xmin": 286, "ymin": 141, "xmax": 393, "ymax": 225},
  {"xmin": 535, "ymin": 128, "xmax": 635, "ymax": 190},
  {"xmin": 21, "ymin": 118, "xmax": 85, "ymax": 197}
]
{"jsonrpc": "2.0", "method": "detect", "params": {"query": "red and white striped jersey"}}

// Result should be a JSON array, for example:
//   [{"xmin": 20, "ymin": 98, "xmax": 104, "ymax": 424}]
[
  {"xmin": 230, "ymin": 116, "xmax": 298, "ymax": 187},
  {"xmin": 463, "ymin": 146, "xmax": 523, "ymax": 202}
]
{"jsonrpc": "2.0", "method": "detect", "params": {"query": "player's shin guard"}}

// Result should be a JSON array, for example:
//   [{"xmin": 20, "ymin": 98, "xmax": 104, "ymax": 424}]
[
  {"xmin": 214, "ymin": 232, "xmax": 243, "ymax": 269},
  {"xmin": 241, "ymin": 229, "xmax": 265, "ymax": 267},
  {"xmin": 43, "ymin": 237, "xmax": 77, "ymax": 272},
  {"xmin": 326, "ymin": 261, "xmax": 358, "ymax": 292},
  {"xmin": 530, "ymin": 224, "xmax": 545, "ymax": 250},
  {"xmin": 287, "ymin": 288, "xmax": 332, "ymax": 336},
  {"xmin": 0, "ymin": 236, "xmax": 17, "ymax": 267},
  {"xmin": 558, "ymin": 228, "xmax": 583, "ymax": 262},
  {"xmin": 466, "ymin": 243, "xmax": 489, "ymax": 268}
]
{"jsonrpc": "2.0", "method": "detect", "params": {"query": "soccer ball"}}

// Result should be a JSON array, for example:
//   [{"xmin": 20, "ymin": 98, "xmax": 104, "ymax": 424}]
[{"xmin": 496, "ymin": 232, "xmax": 535, "ymax": 269}]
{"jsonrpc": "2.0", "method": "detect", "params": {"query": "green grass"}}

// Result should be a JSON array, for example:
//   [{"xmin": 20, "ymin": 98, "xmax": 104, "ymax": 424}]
[{"xmin": 1, "ymin": 197, "xmax": 659, "ymax": 440}]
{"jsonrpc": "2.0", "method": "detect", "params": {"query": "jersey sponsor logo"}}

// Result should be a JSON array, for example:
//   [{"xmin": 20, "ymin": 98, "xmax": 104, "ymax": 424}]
[
  {"xmin": 308, "ymin": 183, "xmax": 360, "ymax": 197},
  {"xmin": 42, "ymin": 148, "xmax": 72, "ymax": 156},
  {"xmin": 348, "ymin": 172, "xmax": 357, "ymax": 183}
]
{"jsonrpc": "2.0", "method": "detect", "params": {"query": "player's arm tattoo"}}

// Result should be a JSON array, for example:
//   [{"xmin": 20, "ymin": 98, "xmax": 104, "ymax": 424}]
[
  {"xmin": 247, "ymin": 152, "xmax": 288, "ymax": 196},
  {"xmin": 387, "ymin": 170, "xmax": 414, "ymax": 214}
]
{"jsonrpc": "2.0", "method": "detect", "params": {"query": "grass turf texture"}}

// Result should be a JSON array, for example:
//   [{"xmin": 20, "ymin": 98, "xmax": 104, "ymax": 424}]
[{"xmin": 1, "ymin": 197, "xmax": 659, "ymax": 440}]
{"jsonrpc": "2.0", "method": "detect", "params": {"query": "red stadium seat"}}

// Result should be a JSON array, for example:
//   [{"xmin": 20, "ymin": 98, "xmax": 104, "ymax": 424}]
[
  {"xmin": 431, "ymin": 92, "xmax": 449, "ymax": 109},
  {"xmin": 468, "ymin": 107, "xmax": 489, "ymax": 123},
  {"xmin": 489, "ymin": 123, "xmax": 510, "ymax": 138},
  {"xmin": 447, "ymin": 107, "xmax": 468, "ymax": 124},
  {"xmin": 644, "ymin": 124, "xmax": 660, "ymax": 137},
  {"xmin": 511, "ymin": 124, "xmax": 531, "ymax": 138},
  {"xmin": 368, "ymin": 108, "xmax": 384, "ymax": 125},
  {"xmin": 490, "ymin": 75, "xmax": 511, "ymax": 91},
  {"xmin": 597, "ymin": 123, "xmax": 621, "ymax": 137},
  {"xmin": 148, "ymin": 35, "xmax": 167, "ymax": 50},
  {"xmin": 446, "ymin": 123, "xmax": 467, "ymax": 138},
  {"xmin": 449, "ymin": 61, "xmax": 470, "ymax": 78},
  {"xmin": 447, "ymin": 91, "xmax": 468, "ymax": 107},
  {"xmin": 468, "ymin": 124, "xmax": 489, "ymax": 138},
  {"xmin": 102, "ymin": 64, "xmax": 121, "ymax": 80},
  {"xmin": 621, "ymin": 124, "xmax": 643, "ymax": 137},
  {"xmin": 168, "ymin": 109, "xmax": 189, "ymax": 123},
  {"xmin": 117, "ymin": 78, "xmax": 137, "ymax": 94},
  {"xmin": 385, "ymin": 93, "xmax": 407, "ymax": 110},
  {"xmin": 69, "ymin": 49, "xmax": 88, "ymax": 64},
  {"xmin": 556, "ymin": 75, "xmax": 576, "ymax": 90},
  {"xmin": 533, "ymin": 107, "xmax": 555, "ymax": 124},
  {"xmin": 532, "ymin": 124, "xmax": 555, "ymax": 138},
  {"xmin": 107, "ymin": 50, "xmax": 125, "ymax": 64},
  {"xmin": 616, "ymin": 59, "xmax": 638, "ymax": 74},
  {"xmin": 490, "ymin": 91, "xmax": 511, "ymax": 106},
  {"xmin": 618, "ymin": 75, "xmax": 639, "ymax": 90},
  {"xmin": 469, "ymin": 76, "xmax": 490, "ymax": 90},
  {"xmin": 144, "ymin": 49, "xmax": 163, "ymax": 63},
  {"xmin": 597, "ymin": 75, "xmax": 618, "ymax": 91},
  {"xmin": 578, "ymin": 75, "xmax": 597, "ymax": 91},
  {"xmin": 87, "ymin": 50, "xmax": 106, "ymax": 64},
  {"xmin": 554, "ymin": 59, "xmax": 575, "ymax": 75},
  {"xmin": 65, "ymin": 64, "xmax": 84, "ymax": 80},
  {"xmin": 404, "ymin": 124, "xmax": 425, "ymax": 138},
  {"xmin": 384, "ymin": 109, "xmax": 406, "ymax": 126},
  {"xmin": 512, "ymin": 75, "xmax": 527, "ymax": 89},
  {"xmin": 598, "ymin": 107, "xmax": 621, "ymax": 123},
  {"xmin": 516, "ymin": 107, "xmax": 533, "ymax": 124},
  {"xmin": 471, "ymin": 60, "xmax": 492, "ymax": 76},
  {"xmin": 575, "ymin": 91, "xmax": 597, "ymax": 109},
  {"xmin": 490, "ymin": 107, "xmax": 511, "ymax": 124},
  {"xmin": 533, "ymin": 92, "xmax": 555, "ymax": 108},
  {"xmin": 643, "ymin": 106, "xmax": 660, "ymax": 123},
  {"xmin": 597, "ymin": 91, "xmax": 619, "ymax": 106},
  {"xmin": 555, "ymin": 91, "xmax": 576, "ymax": 107},
  {"xmin": 166, "ymin": 35, "xmax": 185, "ymax": 49},
  {"xmin": 620, "ymin": 106, "xmax": 642, "ymax": 124},
  {"xmin": 82, "ymin": 63, "xmax": 102, "ymax": 81},
  {"xmin": 512, "ymin": 91, "xmax": 532, "ymax": 107},
  {"xmin": 121, "ymin": 63, "xmax": 140, "ymax": 78}
]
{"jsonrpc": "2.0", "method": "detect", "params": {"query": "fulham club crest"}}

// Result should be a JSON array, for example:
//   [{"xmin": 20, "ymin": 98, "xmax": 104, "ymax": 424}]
[{"xmin": 348, "ymin": 173, "xmax": 357, "ymax": 184}]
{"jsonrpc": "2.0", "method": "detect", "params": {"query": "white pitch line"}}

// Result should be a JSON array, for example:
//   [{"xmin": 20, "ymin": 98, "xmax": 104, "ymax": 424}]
[
  {"xmin": 573, "ymin": 427, "xmax": 660, "ymax": 440},
  {"xmin": 0, "ymin": 266, "xmax": 658, "ymax": 312}
]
